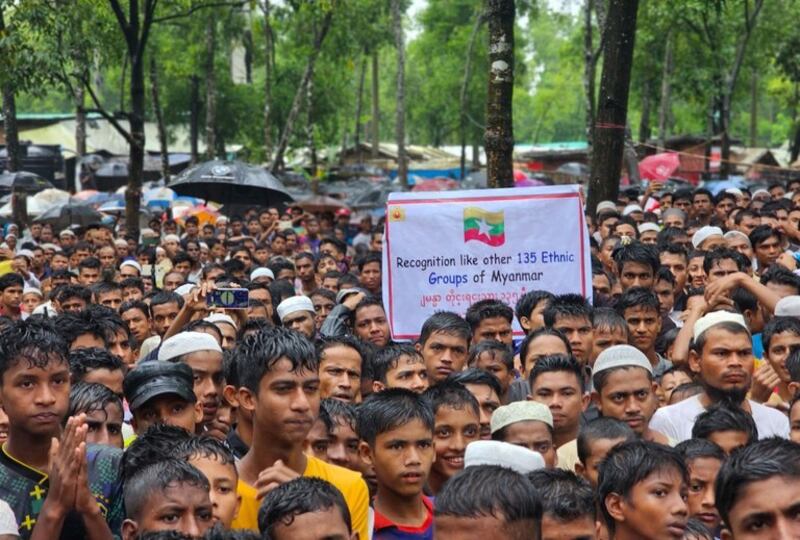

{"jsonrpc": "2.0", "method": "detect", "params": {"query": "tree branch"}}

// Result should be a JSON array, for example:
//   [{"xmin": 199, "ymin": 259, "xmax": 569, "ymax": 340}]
[
  {"xmin": 137, "ymin": 0, "xmax": 159, "ymax": 61},
  {"xmin": 82, "ymin": 79, "xmax": 135, "ymax": 146},
  {"xmin": 152, "ymin": 0, "xmax": 246, "ymax": 24},
  {"xmin": 108, "ymin": 0, "xmax": 131, "ymax": 40}
]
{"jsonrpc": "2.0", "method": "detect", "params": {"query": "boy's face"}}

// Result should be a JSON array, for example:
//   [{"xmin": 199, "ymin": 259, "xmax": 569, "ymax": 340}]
[
  {"xmin": 593, "ymin": 368, "xmax": 657, "ymax": 437},
  {"xmin": 765, "ymin": 330, "xmax": 800, "ymax": 382},
  {"xmin": 499, "ymin": 420, "xmax": 556, "ymax": 468},
  {"xmin": 270, "ymin": 507, "xmax": 356, "ymax": 540},
  {"xmin": 541, "ymin": 514, "xmax": 596, "ymax": 540},
  {"xmin": 418, "ymin": 331, "xmax": 469, "ymax": 384},
  {"xmin": 472, "ymin": 352, "xmax": 513, "ymax": 394},
  {"xmin": 361, "ymin": 418, "xmax": 433, "ymax": 499},
  {"xmin": 241, "ymin": 358, "xmax": 320, "ymax": 447},
  {"xmin": 591, "ymin": 326, "xmax": 629, "ymax": 365},
  {"xmin": 552, "ymin": 315, "xmax": 594, "ymax": 364},
  {"xmin": 471, "ymin": 317, "xmax": 513, "ymax": 347},
  {"xmin": 529, "ymin": 370, "xmax": 588, "ymax": 440},
  {"xmin": 85, "ymin": 402, "xmax": 124, "ymax": 449},
  {"xmin": 183, "ymin": 350, "xmax": 225, "ymax": 425},
  {"xmin": 605, "ymin": 468, "xmax": 688, "ymax": 540},
  {"xmin": 132, "ymin": 394, "xmax": 202, "ymax": 435},
  {"xmin": 657, "ymin": 370, "xmax": 692, "ymax": 406},
  {"xmin": 378, "ymin": 354, "xmax": 429, "ymax": 394},
  {"xmin": 83, "ymin": 368, "xmax": 124, "ymax": 398},
  {"xmin": 431, "ymin": 405, "xmax": 480, "ymax": 482},
  {"xmin": 0, "ymin": 357, "xmax": 70, "ymax": 438},
  {"xmin": 188, "ymin": 455, "xmax": 241, "ymax": 530},
  {"xmin": 326, "ymin": 419, "xmax": 362, "ymax": 473},
  {"xmin": 319, "ymin": 346, "xmax": 362, "ymax": 403},
  {"xmin": 721, "ymin": 476, "xmax": 800, "ymax": 540},
  {"xmin": 577, "ymin": 437, "xmax": 628, "ymax": 488},
  {"xmin": 523, "ymin": 335, "xmax": 569, "ymax": 374},
  {"xmin": 623, "ymin": 306, "xmax": 661, "ymax": 353},
  {"xmin": 463, "ymin": 383, "xmax": 501, "ymax": 440},
  {"xmin": 686, "ymin": 457, "xmax": 722, "ymax": 533},
  {"xmin": 305, "ymin": 418, "xmax": 330, "ymax": 462},
  {"xmin": 122, "ymin": 483, "xmax": 214, "ymax": 540},
  {"xmin": 708, "ymin": 430, "xmax": 750, "ymax": 456},
  {"xmin": 523, "ymin": 300, "xmax": 549, "ymax": 333}
]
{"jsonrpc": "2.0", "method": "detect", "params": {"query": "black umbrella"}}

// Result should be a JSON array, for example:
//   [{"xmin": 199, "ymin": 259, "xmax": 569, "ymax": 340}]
[
  {"xmin": 35, "ymin": 202, "xmax": 103, "ymax": 229},
  {"xmin": 168, "ymin": 160, "xmax": 294, "ymax": 206},
  {"xmin": 0, "ymin": 171, "xmax": 54, "ymax": 194}
]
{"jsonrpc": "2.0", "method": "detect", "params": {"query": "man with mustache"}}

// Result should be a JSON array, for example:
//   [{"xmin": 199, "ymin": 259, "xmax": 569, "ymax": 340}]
[{"xmin": 650, "ymin": 311, "xmax": 789, "ymax": 442}]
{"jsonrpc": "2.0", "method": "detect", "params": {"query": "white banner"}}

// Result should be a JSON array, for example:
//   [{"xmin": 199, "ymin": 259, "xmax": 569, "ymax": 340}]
[{"xmin": 382, "ymin": 185, "xmax": 592, "ymax": 341}]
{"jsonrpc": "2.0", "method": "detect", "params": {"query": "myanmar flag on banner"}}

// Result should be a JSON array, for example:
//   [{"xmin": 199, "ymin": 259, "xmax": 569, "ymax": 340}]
[{"xmin": 463, "ymin": 207, "xmax": 505, "ymax": 247}]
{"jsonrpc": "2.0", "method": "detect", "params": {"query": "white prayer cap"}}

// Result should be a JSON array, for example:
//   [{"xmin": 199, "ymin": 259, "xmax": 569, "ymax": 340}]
[
  {"xmin": 277, "ymin": 295, "xmax": 315, "ymax": 321},
  {"xmin": 174, "ymin": 283, "xmax": 197, "ymax": 297},
  {"xmin": 205, "ymin": 313, "xmax": 238, "ymax": 329},
  {"xmin": 726, "ymin": 188, "xmax": 744, "ymax": 197},
  {"xmin": 250, "ymin": 267, "xmax": 275, "ymax": 281},
  {"xmin": 59, "ymin": 229, "xmax": 76, "ymax": 237},
  {"xmin": 592, "ymin": 345, "xmax": 653, "ymax": 376},
  {"xmin": 622, "ymin": 204, "xmax": 644, "ymax": 216},
  {"xmin": 120, "ymin": 260, "xmax": 143, "ymax": 273},
  {"xmin": 40, "ymin": 243, "xmax": 61, "ymax": 252},
  {"xmin": 723, "ymin": 230, "xmax": 751, "ymax": 246},
  {"xmin": 693, "ymin": 311, "xmax": 748, "ymax": 340},
  {"xmin": 114, "ymin": 238, "xmax": 128, "ymax": 248},
  {"xmin": 775, "ymin": 296, "xmax": 800, "ymax": 317},
  {"xmin": 691, "ymin": 226, "xmax": 724, "ymax": 249},
  {"xmin": 464, "ymin": 441, "xmax": 545, "ymax": 475},
  {"xmin": 490, "ymin": 401, "xmax": 553, "ymax": 434},
  {"xmin": 752, "ymin": 188, "xmax": 770, "ymax": 198},
  {"xmin": 15, "ymin": 249, "xmax": 34, "ymax": 260},
  {"xmin": 638, "ymin": 223, "xmax": 660, "ymax": 235},
  {"xmin": 163, "ymin": 234, "xmax": 180, "ymax": 244},
  {"xmin": 216, "ymin": 216, "xmax": 229, "ymax": 225},
  {"xmin": 22, "ymin": 287, "xmax": 42, "ymax": 298},
  {"xmin": 596, "ymin": 201, "xmax": 617, "ymax": 213},
  {"xmin": 158, "ymin": 331, "xmax": 222, "ymax": 362}
]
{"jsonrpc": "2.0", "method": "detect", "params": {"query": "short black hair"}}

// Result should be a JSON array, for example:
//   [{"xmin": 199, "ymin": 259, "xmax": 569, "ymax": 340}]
[
  {"xmin": 356, "ymin": 387, "xmax": 433, "ymax": 446},
  {"xmin": 715, "ymin": 437, "xmax": 800, "ymax": 528},
  {"xmin": 576, "ymin": 417, "xmax": 636, "ymax": 465},
  {"xmin": 543, "ymin": 294, "xmax": 593, "ymax": 327},
  {"xmin": 657, "ymin": 242, "xmax": 688, "ymax": 261},
  {"xmin": 120, "ymin": 300, "xmax": 150, "ymax": 318},
  {"xmin": 418, "ymin": 311, "xmax": 471, "ymax": 346},
  {"xmin": 748, "ymin": 224, "xmax": 781, "ymax": 248},
  {"xmin": 316, "ymin": 334, "xmax": 364, "ymax": 367},
  {"xmin": 763, "ymin": 316, "xmax": 800, "ymax": 354},
  {"xmin": 592, "ymin": 308, "xmax": 628, "ymax": 336},
  {"xmin": 674, "ymin": 438, "xmax": 726, "ymax": 464},
  {"xmin": 614, "ymin": 287, "xmax": 659, "ymax": 317},
  {"xmin": 0, "ymin": 273, "xmax": 23, "ymax": 291},
  {"xmin": 357, "ymin": 252, "xmax": 381, "ymax": 272},
  {"xmin": 464, "ymin": 299, "xmax": 513, "ymax": 332},
  {"xmin": 173, "ymin": 435, "xmax": 237, "ymax": 469},
  {"xmin": 68, "ymin": 347, "xmax": 124, "ymax": 383},
  {"xmin": 0, "ymin": 318, "xmax": 68, "ymax": 382},
  {"xmin": 67, "ymin": 381, "xmax": 123, "ymax": 418},
  {"xmin": 91, "ymin": 281, "xmax": 122, "ymax": 297},
  {"xmin": 423, "ymin": 379, "xmax": 480, "ymax": 417},
  {"xmin": 319, "ymin": 398, "xmax": 357, "ymax": 434},
  {"xmin": 519, "ymin": 327, "xmax": 571, "ymax": 365},
  {"xmin": 612, "ymin": 241, "xmax": 659, "ymax": 275},
  {"xmin": 235, "ymin": 327, "xmax": 317, "ymax": 393},
  {"xmin": 259, "ymin": 477, "xmax": 352, "ymax": 539},
  {"xmin": 124, "ymin": 459, "xmax": 209, "ymax": 522},
  {"xmin": 691, "ymin": 402, "xmax": 758, "ymax": 445},
  {"xmin": 759, "ymin": 265, "xmax": 800, "ymax": 294},
  {"xmin": 515, "ymin": 290, "xmax": 555, "ymax": 326},
  {"xmin": 528, "ymin": 354, "xmax": 585, "ymax": 393},
  {"xmin": 149, "ymin": 290, "xmax": 185, "ymax": 310},
  {"xmin": 683, "ymin": 518, "xmax": 714, "ymax": 540},
  {"xmin": 468, "ymin": 340, "xmax": 513, "ymax": 371},
  {"xmin": 54, "ymin": 284, "xmax": 92, "ymax": 304},
  {"xmin": 121, "ymin": 423, "xmax": 194, "ymax": 482},
  {"xmin": 527, "ymin": 469, "xmax": 595, "ymax": 523},
  {"xmin": 702, "ymin": 248, "xmax": 744, "ymax": 275},
  {"xmin": 371, "ymin": 343, "xmax": 423, "ymax": 384},
  {"xmin": 448, "ymin": 368, "xmax": 503, "ymax": 400},
  {"xmin": 78, "ymin": 256, "xmax": 101, "ymax": 271},
  {"xmin": 598, "ymin": 441, "xmax": 688, "ymax": 533}
]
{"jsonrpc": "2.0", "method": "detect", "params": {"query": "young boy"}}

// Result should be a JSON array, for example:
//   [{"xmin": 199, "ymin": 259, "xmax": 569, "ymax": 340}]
[
  {"xmin": 614, "ymin": 288, "xmax": 671, "ymax": 378},
  {"xmin": 657, "ymin": 367, "xmax": 693, "ymax": 406},
  {"xmin": 514, "ymin": 290, "xmax": 554, "ymax": 334},
  {"xmin": 68, "ymin": 347, "xmax": 125, "ymax": 398},
  {"xmin": 691, "ymin": 403, "xmax": 757, "ymax": 455},
  {"xmin": 258, "ymin": 477, "xmax": 356, "ymax": 540},
  {"xmin": 423, "ymin": 381, "xmax": 481, "ymax": 494},
  {"xmin": 527, "ymin": 469, "xmax": 596, "ymax": 540},
  {"xmin": 490, "ymin": 401, "xmax": 557, "ymax": 468},
  {"xmin": 416, "ymin": 312, "xmax": 471, "ymax": 385},
  {"xmin": 465, "ymin": 299, "xmax": 514, "ymax": 348},
  {"xmin": 575, "ymin": 417, "xmax": 636, "ymax": 486},
  {"xmin": 675, "ymin": 438, "xmax": 725, "ymax": 535},
  {"xmin": 590, "ymin": 308, "xmax": 629, "ymax": 366},
  {"xmin": 121, "ymin": 459, "xmax": 214, "ymax": 540},
  {"xmin": 174, "ymin": 436, "xmax": 241, "ymax": 529},
  {"xmin": 357, "ymin": 389, "xmax": 435, "ymax": 539},
  {"xmin": 372, "ymin": 344, "xmax": 429, "ymax": 394},
  {"xmin": 449, "ymin": 369, "xmax": 503, "ymax": 440},
  {"xmin": 599, "ymin": 440, "xmax": 689, "ymax": 539},
  {"xmin": 67, "ymin": 382, "xmax": 124, "ymax": 449},
  {"xmin": 467, "ymin": 340, "xmax": 514, "ymax": 403},
  {"xmin": 543, "ymin": 294, "xmax": 595, "ymax": 365},
  {"xmin": 715, "ymin": 438, "xmax": 800, "ymax": 539},
  {"xmin": 232, "ymin": 328, "xmax": 368, "ymax": 538}
]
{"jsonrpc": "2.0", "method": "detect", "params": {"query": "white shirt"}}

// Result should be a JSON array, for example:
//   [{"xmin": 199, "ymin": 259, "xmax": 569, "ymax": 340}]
[
  {"xmin": 649, "ymin": 395, "xmax": 790, "ymax": 443},
  {"xmin": 0, "ymin": 499, "xmax": 18, "ymax": 536}
]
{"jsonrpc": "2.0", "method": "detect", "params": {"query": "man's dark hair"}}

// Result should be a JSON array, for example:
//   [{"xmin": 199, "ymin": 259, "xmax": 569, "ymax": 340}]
[
  {"xmin": 527, "ymin": 469, "xmax": 595, "ymax": 523},
  {"xmin": 657, "ymin": 242, "xmax": 688, "ymax": 261},
  {"xmin": 356, "ymin": 388, "xmax": 434, "ymax": 446},
  {"xmin": 371, "ymin": 344, "xmax": 423, "ymax": 384},
  {"xmin": 259, "ymin": 477, "xmax": 352, "ymax": 539},
  {"xmin": 612, "ymin": 241, "xmax": 659, "ymax": 275},
  {"xmin": 448, "ymin": 368, "xmax": 503, "ymax": 400},
  {"xmin": 528, "ymin": 354, "xmax": 586, "ymax": 393},
  {"xmin": 124, "ymin": 459, "xmax": 210, "ymax": 522},
  {"xmin": 748, "ymin": 224, "xmax": 782, "ymax": 248},
  {"xmin": 267, "ymin": 258, "xmax": 295, "ymax": 279},
  {"xmin": 78, "ymin": 256, "xmax": 101, "ymax": 271},
  {"xmin": 68, "ymin": 347, "xmax": 124, "ymax": 382},
  {"xmin": 0, "ymin": 272, "xmax": 23, "ymax": 291},
  {"xmin": 759, "ymin": 265, "xmax": 800, "ymax": 294},
  {"xmin": 316, "ymin": 334, "xmax": 364, "ymax": 366},
  {"xmin": 614, "ymin": 287, "xmax": 660, "ymax": 317},
  {"xmin": 319, "ymin": 398, "xmax": 358, "ymax": 434},
  {"xmin": 464, "ymin": 299, "xmax": 513, "ymax": 332},
  {"xmin": 514, "ymin": 290, "xmax": 555, "ymax": 326},
  {"xmin": 120, "ymin": 300, "xmax": 150, "ymax": 319},
  {"xmin": 519, "ymin": 327, "xmax": 571, "ymax": 364},
  {"xmin": 598, "ymin": 440, "xmax": 688, "ymax": 533},
  {"xmin": 691, "ymin": 402, "xmax": 758, "ymax": 445},
  {"xmin": 171, "ymin": 251, "xmax": 194, "ymax": 267},
  {"xmin": 351, "ymin": 294, "xmax": 386, "ymax": 322},
  {"xmin": 543, "ymin": 293, "xmax": 593, "ymax": 328},
  {"xmin": 656, "ymin": 228, "xmax": 688, "ymax": 249},
  {"xmin": 715, "ymin": 437, "xmax": 800, "ymax": 528},
  {"xmin": 576, "ymin": 417, "xmax": 637, "ymax": 466},
  {"xmin": 173, "ymin": 435, "xmax": 236, "ymax": 468},
  {"xmin": 319, "ymin": 237, "xmax": 347, "ymax": 255},
  {"xmin": 702, "ymin": 248, "xmax": 744, "ymax": 275},
  {"xmin": 149, "ymin": 290, "xmax": 185, "ymax": 310},
  {"xmin": 763, "ymin": 316, "xmax": 800, "ymax": 354},
  {"xmin": 655, "ymin": 266, "xmax": 676, "ymax": 286},
  {"xmin": 357, "ymin": 252, "xmax": 381, "ymax": 272},
  {"xmin": 67, "ymin": 381, "xmax": 123, "ymax": 418},
  {"xmin": 235, "ymin": 327, "xmax": 317, "ymax": 393},
  {"xmin": 418, "ymin": 311, "xmax": 471, "ymax": 346},
  {"xmin": 309, "ymin": 287, "xmax": 336, "ymax": 303},
  {"xmin": 0, "ymin": 318, "xmax": 68, "ymax": 381},
  {"xmin": 121, "ymin": 423, "xmax": 194, "ymax": 481},
  {"xmin": 468, "ymin": 340, "xmax": 513, "ymax": 371},
  {"xmin": 592, "ymin": 308, "xmax": 629, "ymax": 336},
  {"xmin": 120, "ymin": 277, "xmax": 145, "ymax": 292},
  {"xmin": 54, "ymin": 284, "xmax": 93, "ymax": 305},
  {"xmin": 674, "ymin": 438, "xmax": 726, "ymax": 464},
  {"xmin": 423, "ymin": 379, "xmax": 480, "ymax": 417}
]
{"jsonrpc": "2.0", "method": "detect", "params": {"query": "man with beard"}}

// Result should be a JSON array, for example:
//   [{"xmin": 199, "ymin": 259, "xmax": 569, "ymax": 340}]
[{"xmin": 650, "ymin": 311, "xmax": 789, "ymax": 442}]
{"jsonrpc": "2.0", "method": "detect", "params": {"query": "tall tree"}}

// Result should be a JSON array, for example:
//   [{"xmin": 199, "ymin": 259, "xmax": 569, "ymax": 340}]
[
  {"xmin": 150, "ymin": 57, "xmax": 169, "ymax": 182},
  {"xmin": 391, "ymin": 0, "xmax": 408, "ymax": 188},
  {"xmin": 205, "ymin": 15, "xmax": 217, "ymax": 159},
  {"xmin": 587, "ymin": 0, "xmax": 639, "ymax": 213},
  {"xmin": 485, "ymin": 0, "xmax": 515, "ymax": 188},
  {"xmin": 371, "ymin": 51, "xmax": 380, "ymax": 158},
  {"xmin": 460, "ymin": 9, "xmax": 487, "ymax": 179}
]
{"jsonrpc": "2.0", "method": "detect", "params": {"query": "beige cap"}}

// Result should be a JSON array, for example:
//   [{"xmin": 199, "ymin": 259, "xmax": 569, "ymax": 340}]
[
  {"xmin": 490, "ymin": 401, "xmax": 553, "ymax": 434},
  {"xmin": 592, "ymin": 344, "xmax": 653, "ymax": 376},
  {"xmin": 692, "ymin": 226, "xmax": 724, "ymax": 249},
  {"xmin": 692, "ymin": 311, "xmax": 748, "ymax": 340}
]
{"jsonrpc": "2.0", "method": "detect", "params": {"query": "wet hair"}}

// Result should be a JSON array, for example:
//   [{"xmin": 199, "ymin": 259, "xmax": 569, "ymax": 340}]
[
  {"xmin": 703, "ymin": 248, "xmax": 744, "ymax": 275},
  {"xmin": 0, "ymin": 273, "xmax": 23, "ymax": 291},
  {"xmin": 78, "ymin": 256, "xmax": 101, "ymax": 272},
  {"xmin": 576, "ymin": 417, "xmax": 637, "ymax": 465},
  {"xmin": 316, "ymin": 334, "xmax": 364, "ymax": 367},
  {"xmin": 528, "ymin": 354, "xmax": 586, "ymax": 393},
  {"xmin": 54, "ymin": 284, "xmax": 92, "ymax": 305},
  {"xmin": 519, "ymin": 327, "xmax": 572, "ymax": 365},
  {"xmin": 423, "ymin": 379, "xmax": 480, "ymax": 417},
  {"xmin": 674, "ymin": 438, "xmax": 726, "ymax": 464},
  {"xmin": 68, "ymin": 347, "xmax": 124, "ymax": 382},
  {"xmin": 319, "ymin": 398, "xmax": 357, "ymax": 434},
  {"xmin": 691, "ymin": 402, "xmax": 758, "ymax": 445},
  {"xmin": 683, "ymin": 517, "xmax": 714, "ymax": 540},
  {"xmin": 357, "ymin": 252, "xmax": 381, "ymax": 272},
  {"xmin": 763, "ymin": 316, "xmax": 800, "ymax": 354},
  {"xmin": 173, "ymin": 435, "xmax": 237, "ymax": 469},
  {"xmin": 759, "ymin": 265, "xmax": 800, "ymax": 294},
  {"xmin": 670, "ymin": 381, "xmax": 704, "ymax": 402},
  {"xmin": 356, "ymin": 387, "xmax": 434, "ymax": 446},
  {"xmin": 149, "ymin": 290, "xmax": 185, "ymax": 310},
  {"xmin": 235, "ymin": 327, "xmax": 317, "ymax": 393},
  {"xmin": 612, "ymin": 241, "xmax": 660, "ymax": 275},
  {"xmin": 124, "ymin": 459, "xmax": 210, "ymax": 522},
  {"xmin": 371, "ymin": 343, "xmax": 423, "ymax": 384},
  {"xmin": 434, "ymin": 465, "xmax": 542, "ymax": 527},
  {"xmin": 598, "ymin": 440, "xmax": 688, "ymax": 533},
  {"xmin": 267, "ymin": 258, "xmax": 295, "ymax": 279},
  {"xmin": 527, "ymin": 469, "xmax": 595, "ymax": 523},
  {"xmin": 259, "ymin": 477, "xmax": 352, "ymax": 539},
  {"xmin": 120, "ymin": 300, "xmax": 150, "ymax": 319},
  {"xmin": 748, "ymin": 224, "xmax": 782, "ymax": 248},
  {"xmin": 592, "ymin": 308, "xmax": 629, "ymax": 336},
  {"xmin": 121, "ymin": 423, "xmax": 194, "ymax": 482},
  {"xmin": 0, "ymin": 318, "xmax": 68, "ymax": 381},
  {"xmin": 236, "ymin": 318, "xmax": 273, "ymax": 341},
  {"xmin": 309, "ymin": 287, "xmax": 336, "ymax": 303},
  {"xmin": 67, "ymin": 381, "xmax": 123, "ymax": 418},
  {"xmin": 465, "ymin": 299, "xmax": 514, "ymax": 331},
  {"xmin": 468, "ymin": 340, "xmax": 513, "ymax": 371},
  {"xmin": 418, "ymin": 311, "xmax": 471, "ymax": 346},
  {"xmin": 715, "ymin": 437, "xmax": 800, "ymax": 528},
  {"xmin": 657, "ymin": 242, "xmax": 688, "ymax": 261},
  {"xmin": 515, "ymin": 290, "xmax": 555, "ymax": 326},
  {"xmin": 91, "ymin": 280, "xmax": 122, "ymax": 298},
  {"xmin": 614, "ymin": 287, "xmax": 660, "ymax": 317},
  {"xmin": 448, "ymin": 368, "xmax": 503, "ymax": 400},
  {"xmin": 543, "ymin": 294, "xmax": 593, "ymax": 327}
]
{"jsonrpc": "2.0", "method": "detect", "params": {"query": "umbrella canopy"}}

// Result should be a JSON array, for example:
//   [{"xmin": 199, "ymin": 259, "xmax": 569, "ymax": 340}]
[
  {"xmin": 168, "ymin": 160, "xmax": 293, "ymax": 206},
  {"xmin": 35, "ymin": 202, "xmax": 103, "ymax": 229},
  {"xmin": 297, "ymin": 195, "xmax": 348, "ymax": 214},
  {"xmin": 0, "ymin": 171, "xmax": 54, "ymax": 194},
  {"xmin": 639, "ymin": 152, "xmax": 681, "ymax": 181},
  {"xmin": 556, "ymin": 162, "xmax": 589, "ymax": 177}
]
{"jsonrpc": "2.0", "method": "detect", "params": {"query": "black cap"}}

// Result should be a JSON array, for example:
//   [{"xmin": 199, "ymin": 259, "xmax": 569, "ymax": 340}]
[{"xmin": 123, "ymin": 360, "xmax": 196, "ymax": 411}]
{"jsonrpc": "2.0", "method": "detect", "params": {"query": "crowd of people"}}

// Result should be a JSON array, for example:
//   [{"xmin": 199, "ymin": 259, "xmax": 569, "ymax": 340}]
[{"xmin": 0, "ymin": 182, "xmax": 800, "ymax": 540}]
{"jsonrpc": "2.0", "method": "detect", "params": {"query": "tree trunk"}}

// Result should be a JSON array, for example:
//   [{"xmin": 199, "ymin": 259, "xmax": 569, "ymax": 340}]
[
  {"xmin": 126, "ymin": 49, "xmax": 145, "ymax": 241},
  {"xmin": 150, "ymin": 57, "xmax": 170, "ymax": 183},
  {"xmin": 460, "ymin": 12, "xmax": 486, "ymax": 180},
  {"xmin": 75, "ymin": 83, "xmax": 87, "ymax": 158},
  {"xmin": 749, "ymin": 69, "xmax": 758, "ymax": 147},
  {"xmin": 657, "ymin": 30, "xmax": 673, "ymax": 149},
  {"xmin": 638, "ymin": 79, "xmax": 651, "ymax": 143},
  {"xmin": 354, "ymin": 56, "xmax": 366, "ymax": 148},
  {"xmin": 391, "ymin": 0, "xmax": 408, "ymax": 189},
  {"xmin": 587, "ymin": 0, "xmax": 639, "ymax": 214},
  {"xmin": 485, "ymin": 0, "xmax": 515, "ymax": 189},
  {"xmin": 190, "ymin": 76, "xmax": 200, "ymax": 164},
  {"xmin": 205, "ymin": 16, "xmax": 217, "ymax": 160},
  {"xmin": 791, "ymin": 83, "xmax": 800, "ymax": 164},
  {"xmin": 624, "ymin": 125, "xmax": 640, "ymax": 184},
  {"xmin": 271, "ymin": 8, "xmax": 334, "ymax": 174},
  {"xmin": 583, "ymin": 0, "xmax": 598, "ymax": 175},
  {"xmin": 2, "ymin": 86, "xmax": 20, "ymax": 173},
  {"xmin": 306, "ymin": 75, "xmax": 317, "ymax": 178},
  {"xmin": 371, "ymin": 51, "xmax": 379, "ymax": 158},
  {"xmin": 262, "ymin": 0, "xmax": 273, "ymax": 162}
]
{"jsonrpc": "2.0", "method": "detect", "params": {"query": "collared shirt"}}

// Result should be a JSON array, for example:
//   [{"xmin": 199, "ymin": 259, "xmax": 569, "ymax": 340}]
[{"xmin": 373, "ymin": 496, "xmax": 434, "ymax": 539}]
